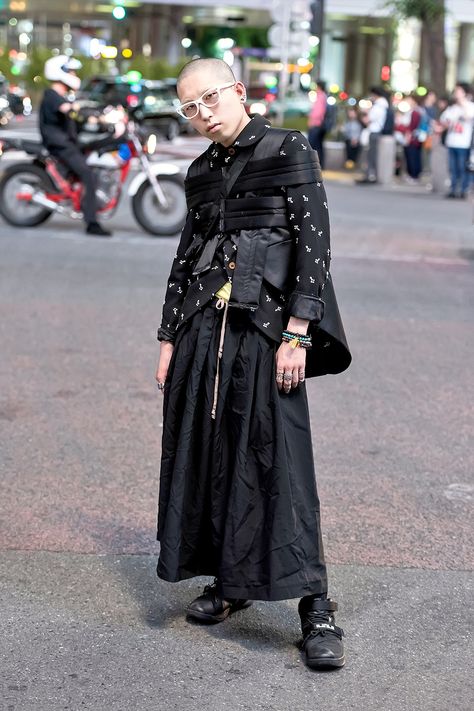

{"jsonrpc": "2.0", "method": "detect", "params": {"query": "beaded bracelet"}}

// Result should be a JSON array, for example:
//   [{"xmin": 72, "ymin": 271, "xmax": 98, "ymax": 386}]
[{"xmin": 281, "ymin": 331, "xmax": 312, "ymax": 349}]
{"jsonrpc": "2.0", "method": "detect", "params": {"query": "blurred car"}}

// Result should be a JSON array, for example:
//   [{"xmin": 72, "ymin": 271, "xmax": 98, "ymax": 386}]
[
  {"xmin": 130, "ymin": 80, "xmax": 194, "ymax": 141},
  {"xmin": 78, "ymin": 76, "xmax": 191, "ymax": 141},
  {"xmin": 246, "ymin": 93, "xmax": 312, "ymax": 120},
  {"xmin": 7, "ymin": 88, "xmax": 32, "ymax": 116},
  {"xmin": 0, "ymin": 96, "xmax": 13, "ymax": 128}
]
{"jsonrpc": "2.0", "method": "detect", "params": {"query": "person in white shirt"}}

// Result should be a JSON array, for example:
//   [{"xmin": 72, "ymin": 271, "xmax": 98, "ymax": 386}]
[
  {"xmin": 357, "ymin": 86, "xmax": 389, "ymax": 184},
  {"xmin": 440, "ymin": 82, "xmax": 474, "ymax": 198}
]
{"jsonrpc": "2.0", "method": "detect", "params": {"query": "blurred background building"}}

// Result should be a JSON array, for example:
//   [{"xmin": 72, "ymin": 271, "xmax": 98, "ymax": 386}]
[{"xmin": 0, "ymin": 1, "xmax": 473, "ymax": 100}]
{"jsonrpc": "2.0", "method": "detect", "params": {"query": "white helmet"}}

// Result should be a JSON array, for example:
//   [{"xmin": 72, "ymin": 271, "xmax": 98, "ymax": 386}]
[{"xmin": 44, "ymin": 55, "xmax": 82, "ymax": 91}]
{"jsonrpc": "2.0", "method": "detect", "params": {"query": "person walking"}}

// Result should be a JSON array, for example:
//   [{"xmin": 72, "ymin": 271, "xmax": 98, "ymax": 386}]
[
  {"xmin": 39, "ymin": 55, "xmax": 111, "ymax": 236},
  {"xmin": 155, "ymin": 58, "xmax": 351, "ymax": 671},
  {"xmin": 439, "ymin": 82, "xmax": 474, "ymax": 198},
  {"xmin": 307, "ymin": 80, "xmax": 328, "ymax": 168}
]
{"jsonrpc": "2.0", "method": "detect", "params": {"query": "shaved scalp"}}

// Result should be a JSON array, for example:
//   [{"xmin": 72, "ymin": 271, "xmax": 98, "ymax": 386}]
[{"xmin": 177, "ymin": 58, "xmax": 236, "ymax": 92}]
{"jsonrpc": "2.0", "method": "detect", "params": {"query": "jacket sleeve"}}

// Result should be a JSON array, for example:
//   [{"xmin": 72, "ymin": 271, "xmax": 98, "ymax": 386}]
[
  {"xmin": 157, "ymin": 209, "xmax": 195, "ymax": 342},
  {"xmin": 280, "ymin": 131, "xmax": 330, "ymax": 324}
]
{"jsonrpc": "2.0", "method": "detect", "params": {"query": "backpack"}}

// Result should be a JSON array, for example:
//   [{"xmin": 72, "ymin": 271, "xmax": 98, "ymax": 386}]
[
  {"xmin": 413, "ymin": 109, "xmax": 430, "ymax": 143},
  {"xmin": 381, "ymin": 106, "xmax": 394, "ymax": 135},
  {"xmin": 322, "ymin": 101, "xmax": 337, "ymax": 132}
]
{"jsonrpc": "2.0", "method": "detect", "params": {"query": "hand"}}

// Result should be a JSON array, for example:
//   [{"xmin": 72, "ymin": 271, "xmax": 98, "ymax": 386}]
[
  {"xmin": 275, "ymin": 341, "xmax": 307, "ymax": 394},
  {"xmin": 155, "ymin": 341, "xmax": 174, "ymax": 393}
]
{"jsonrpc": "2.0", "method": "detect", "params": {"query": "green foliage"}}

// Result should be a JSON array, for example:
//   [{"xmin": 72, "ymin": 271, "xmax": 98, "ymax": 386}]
[
  {"xmin": 0, "ymin": 48, "xmax": 189, "ymax": 96},
  {"xmin": 0, "ymin": 53, "xmax": 14, "ymax": 83},
  {"xmin": 22, "ymin": 47, "xmax": 55, "ymax": 90},
  {"xmin": 194, "ymin": 26, "xmax": 269, "ymax": 57},
  {"xmin": 126, "ymin": 55, "xmax": 188, "ymax": 80},
  {"xmin": 387, "ymin": 0, "xmax": 445, "ymax": 21}
]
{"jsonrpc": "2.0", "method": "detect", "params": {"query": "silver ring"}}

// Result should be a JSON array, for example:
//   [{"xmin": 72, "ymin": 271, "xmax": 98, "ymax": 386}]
[
  {"xmin": 283, "ymin": 373, "xmax": 293, "ymax": 382},
  {"xmin": 156, "ymin": 382, "xmax": 165, "ymax": 390}
]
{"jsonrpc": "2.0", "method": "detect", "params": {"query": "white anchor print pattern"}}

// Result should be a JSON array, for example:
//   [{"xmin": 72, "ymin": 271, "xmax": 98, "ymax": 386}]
[{"xmin": 158, "ymin": 128, "xmax": 331, "ymax": 344}]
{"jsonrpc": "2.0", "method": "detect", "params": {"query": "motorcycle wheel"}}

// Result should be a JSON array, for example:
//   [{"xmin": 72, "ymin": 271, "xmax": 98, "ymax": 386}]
[
  {"xmin": 132, "ymin": 175, "xmax": 187, "ymax": 236},
  {"xmin": 0, "ymin": 164, "xmax": 55, "ymax": 226}
]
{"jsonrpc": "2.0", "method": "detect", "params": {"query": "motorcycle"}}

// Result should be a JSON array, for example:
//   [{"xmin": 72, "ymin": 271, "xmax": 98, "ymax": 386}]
[{"xmin": 0, "ymin": 106, "xmax": 188, "ymax": 236}]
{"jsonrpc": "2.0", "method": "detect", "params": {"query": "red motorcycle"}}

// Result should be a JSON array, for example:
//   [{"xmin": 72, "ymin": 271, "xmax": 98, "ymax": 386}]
[{"xmin": 0, "ymin": 107, "xmax": 187, "ymax": 236}]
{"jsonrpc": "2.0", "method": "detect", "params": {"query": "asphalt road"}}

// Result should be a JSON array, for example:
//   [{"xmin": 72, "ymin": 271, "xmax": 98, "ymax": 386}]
[{"xmin": 0, "ymin": 151, "xmax": 473, "ymax": 710}]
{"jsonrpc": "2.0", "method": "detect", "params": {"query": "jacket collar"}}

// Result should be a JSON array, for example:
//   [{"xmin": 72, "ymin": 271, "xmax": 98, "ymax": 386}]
[{"xmin": 207, "ymin": 115, "xmax": 272, "ymax": 165}]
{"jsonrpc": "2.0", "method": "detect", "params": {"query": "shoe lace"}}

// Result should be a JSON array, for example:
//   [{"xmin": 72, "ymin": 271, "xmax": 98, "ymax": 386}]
[
  {"xmin": 203, "ymin": 578, "xmax": 219, "ymax": 601},
  {"xmin": 304, "ymin": 611, "xmax": 344, "ymax": 640}
]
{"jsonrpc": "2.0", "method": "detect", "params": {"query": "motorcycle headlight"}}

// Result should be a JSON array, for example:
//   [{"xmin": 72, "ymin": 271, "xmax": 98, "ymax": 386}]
[{"xmin": 146, "ymin": 133, "xmax": 157, "ymax": 155}]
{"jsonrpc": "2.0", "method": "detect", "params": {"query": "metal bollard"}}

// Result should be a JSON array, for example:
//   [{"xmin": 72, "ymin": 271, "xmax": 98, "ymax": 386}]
[
  {"xmin": 376, "ymin": 135, "xmax": 396, "ymax": 185},
  {"xmin": 430, "ymin": 136, "xmax": 449, "ymax": 193}
]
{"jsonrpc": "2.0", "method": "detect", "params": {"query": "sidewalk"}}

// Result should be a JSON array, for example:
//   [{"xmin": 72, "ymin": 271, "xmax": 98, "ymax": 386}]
[{"xmin": 1, "ymin": 552, "xmax": 472, "ymax": 711}]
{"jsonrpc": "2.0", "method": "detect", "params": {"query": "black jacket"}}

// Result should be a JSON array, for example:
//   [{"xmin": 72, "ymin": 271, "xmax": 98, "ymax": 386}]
[
  {"xmin": 158, "ymin": 116, "xmax": 351, "ymax": 377},
  {"xmin": 39, "ymin": 88, "xmax": 78, "ymax": 151}
]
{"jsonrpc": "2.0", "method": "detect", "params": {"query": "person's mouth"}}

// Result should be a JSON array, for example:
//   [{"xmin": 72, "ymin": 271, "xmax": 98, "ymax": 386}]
[{"xmin": 207, "ymin": 122, "xmax": 221, "ymax": 133}]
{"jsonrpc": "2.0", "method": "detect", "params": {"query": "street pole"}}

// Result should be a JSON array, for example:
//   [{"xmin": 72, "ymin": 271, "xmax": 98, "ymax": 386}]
[
  {"xmin": 276, "ymin": 1, "xmax": 291, "ymax": 127},
  {"xmin": 310, "ymin": 0, "xmax": 325, "ymax": 79}
]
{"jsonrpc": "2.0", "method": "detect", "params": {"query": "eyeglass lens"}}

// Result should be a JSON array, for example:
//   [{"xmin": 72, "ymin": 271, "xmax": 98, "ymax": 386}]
[{"xmin": 182, "ymin": 88, "xmax": 222, "ymax": 118}]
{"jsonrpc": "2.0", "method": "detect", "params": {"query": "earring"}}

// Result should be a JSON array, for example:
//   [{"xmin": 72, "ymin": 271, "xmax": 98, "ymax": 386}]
[{"xmin": 241, "ymin": 96, "xmax": 246, "ymax": 102}]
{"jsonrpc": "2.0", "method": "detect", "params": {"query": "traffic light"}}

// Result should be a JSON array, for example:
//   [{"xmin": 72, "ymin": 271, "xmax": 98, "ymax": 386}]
[
  {"xmin": 112, "ymin": 5, "xmax": 126, "ymax": 21},
  {"xmin": 309, "ymin": 1, "xmax": 324, "ymax": 38}
]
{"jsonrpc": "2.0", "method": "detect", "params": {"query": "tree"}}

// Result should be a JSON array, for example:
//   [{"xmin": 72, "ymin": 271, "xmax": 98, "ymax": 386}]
[{"xmin": 389, "ymin": 0, "xmax": 447, "ymax": 95}]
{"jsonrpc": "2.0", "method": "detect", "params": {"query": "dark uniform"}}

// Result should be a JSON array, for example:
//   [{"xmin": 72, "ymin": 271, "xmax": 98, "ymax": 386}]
[{"xmin": 39, "ymin": 88, "xmax": 98, "ymax": 225}]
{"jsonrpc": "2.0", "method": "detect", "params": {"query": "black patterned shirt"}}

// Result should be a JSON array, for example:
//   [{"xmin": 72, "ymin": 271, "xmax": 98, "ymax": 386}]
[{"xmin": 158, "ymin": 117, "xmax": 331, "ymax": 344}]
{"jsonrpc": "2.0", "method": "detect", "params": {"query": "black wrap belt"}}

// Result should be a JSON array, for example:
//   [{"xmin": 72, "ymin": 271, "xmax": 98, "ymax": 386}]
[
  {"xmin": 185, "ymin": 152, "xmax": 322, "ymax": 209},
  {"xmin": 184, "ymin": 196, "xmax": 287, "ymax": 279},
  {"xmin": 204, "ymin": 196, "xmax": 287, "ymax": 232}
]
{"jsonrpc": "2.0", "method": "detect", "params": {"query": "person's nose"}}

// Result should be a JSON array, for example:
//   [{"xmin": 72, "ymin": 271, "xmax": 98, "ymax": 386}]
[{"xmin": 198, "ymin": 102, "xmax": 213, "ymax": 120}]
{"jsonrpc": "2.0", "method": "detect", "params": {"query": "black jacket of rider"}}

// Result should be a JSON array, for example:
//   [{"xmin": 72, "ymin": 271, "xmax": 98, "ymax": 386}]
[
  {"xmin": 39, "ymin": 88, "xmax": 78, "ymax": 152},
  {"xmin": 158, "ymin": 116, "xmax": 351, "ymax": 378}
]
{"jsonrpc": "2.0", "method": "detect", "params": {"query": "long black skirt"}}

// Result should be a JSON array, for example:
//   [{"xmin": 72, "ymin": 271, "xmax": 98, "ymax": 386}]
[{"xmin": 156, "ymin": 301, "xmax": 327, "ymax": 601}]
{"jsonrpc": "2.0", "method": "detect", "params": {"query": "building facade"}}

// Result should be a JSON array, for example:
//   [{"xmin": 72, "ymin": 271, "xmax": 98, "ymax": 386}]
[{"xmin": 0, "ymin": 1, "xmax": 472, "ymax": 93}]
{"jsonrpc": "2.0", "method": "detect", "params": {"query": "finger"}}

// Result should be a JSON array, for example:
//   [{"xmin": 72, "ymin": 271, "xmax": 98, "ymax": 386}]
[
  {"xmin": 275, "ymin": 369, "xmax": 284, "ymax": 391},
  {"xmin": 283, "ymin": 371, "xmax": 293, "ymax": 394},
  {"xmin": 298, "ymin": 367, "xmax": 306, "ymax": 383},
  {"xmin": 291, "ymin": 367, "xmax": 299, "ymax": 388}
]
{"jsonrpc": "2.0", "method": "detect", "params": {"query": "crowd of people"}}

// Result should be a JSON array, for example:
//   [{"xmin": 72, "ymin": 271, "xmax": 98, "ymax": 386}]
[{"xmin": 307, "ymin": 81, "xmax": 474, "ymax": 198}]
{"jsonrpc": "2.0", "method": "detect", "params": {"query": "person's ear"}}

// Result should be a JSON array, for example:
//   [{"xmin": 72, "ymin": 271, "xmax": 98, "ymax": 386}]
[{"xmin": 235, "ymin": 81, "xmax": 247, "ymax": 103}]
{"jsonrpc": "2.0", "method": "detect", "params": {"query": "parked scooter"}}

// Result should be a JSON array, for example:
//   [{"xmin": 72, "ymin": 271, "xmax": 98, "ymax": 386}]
[{"xmin": 0, "ymin": 106, "xmax": 187, "ymax": 235}]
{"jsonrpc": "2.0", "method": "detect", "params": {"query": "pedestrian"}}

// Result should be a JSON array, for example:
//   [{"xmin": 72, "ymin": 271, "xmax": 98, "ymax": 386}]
[
  {"xmin": 439, "ymin": 82, "xmax": 474, "ymax": 199},
  {"xmin": 155, "ymin": 58, "xmax": 351, "ymax": 671},
  {"xmin": 342, "ymin": 107, "xmax": 362, "ymax": 169},
  {"xmin": 307, "ymin": 80, "xmax": 328, "ymax": 168},
  {"xmin": 396, "ymin": 95, "xmax": 423, "ymax": 182},
  {"xmin": 39, "ymin": 55, "xmax": 111, "ymax": 236},
  {"xmin": 356, "ymin": 86, "xmax": 390, "ymax": 184}
]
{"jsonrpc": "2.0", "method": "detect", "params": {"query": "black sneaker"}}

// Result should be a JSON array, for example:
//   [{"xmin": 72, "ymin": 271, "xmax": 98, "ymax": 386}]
[
  {"xmin": 186, "ymin": 579, "xmax": 252, "ymax": 624},
  {"xmin": 86, "ymin": 222, "xmax": 112, "ymax": 237},
  {"xmin": 298, "ymin": 596, "xmax": 345, "ymax": 670},
  {"xmin": 355, "ymin": 177, "xmax": 377, "ymax": 185}
]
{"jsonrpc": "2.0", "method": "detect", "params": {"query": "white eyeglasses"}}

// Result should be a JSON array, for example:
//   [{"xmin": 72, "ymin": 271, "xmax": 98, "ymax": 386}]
[{"xmin": 176, "ymin": 83, "xmax": 236, "ymax": 119}]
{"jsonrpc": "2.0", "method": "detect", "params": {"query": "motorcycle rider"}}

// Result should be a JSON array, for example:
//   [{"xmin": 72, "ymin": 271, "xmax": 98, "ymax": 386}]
[{"xmin": 39, "ymin": 55, "xmax": 112, "ymax": 237}]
